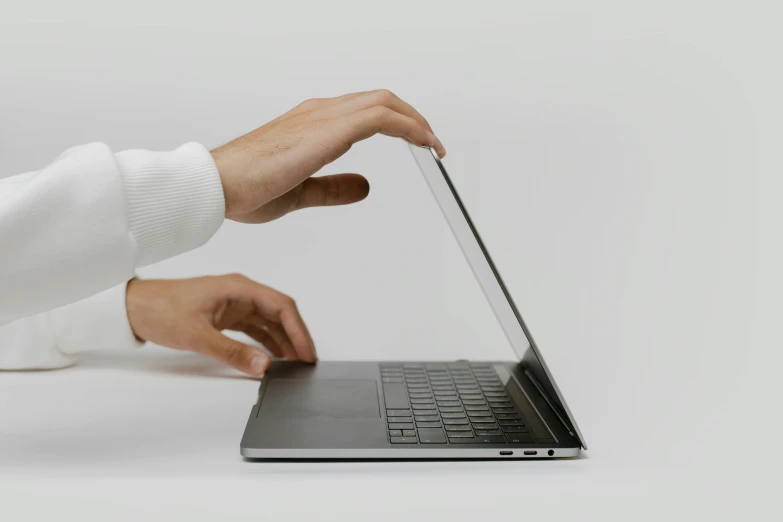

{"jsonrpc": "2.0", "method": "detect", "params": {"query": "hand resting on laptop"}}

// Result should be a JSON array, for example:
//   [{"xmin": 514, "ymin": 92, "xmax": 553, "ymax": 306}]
[{"xmin": 125, "ymin": 274, "xmax": 316, "ymax": 376}]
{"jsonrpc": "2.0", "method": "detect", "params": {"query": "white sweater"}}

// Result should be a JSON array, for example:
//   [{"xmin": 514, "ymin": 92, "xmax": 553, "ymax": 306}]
[{"xmin": 0, "ymin": 142, "xmax": 225, "ymax": 369}]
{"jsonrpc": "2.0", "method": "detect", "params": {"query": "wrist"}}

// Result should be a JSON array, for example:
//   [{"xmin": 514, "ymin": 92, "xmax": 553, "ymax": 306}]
[
  {"xmin": 210, "ymin": 146, "xmax": 242, "ymax": 217},
  {"xmin": 116, "ymin": 143, "xmax": 226, "ymax": 266},
  {"xmin": 125, "ymin": 278, "xmax": 148, "ymax": 343}
]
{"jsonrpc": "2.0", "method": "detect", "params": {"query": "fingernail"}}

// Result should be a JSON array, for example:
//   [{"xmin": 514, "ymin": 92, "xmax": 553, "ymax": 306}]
[{"xmin": 250, "ymin": 355, "xmax": 268, "ymax": 375}]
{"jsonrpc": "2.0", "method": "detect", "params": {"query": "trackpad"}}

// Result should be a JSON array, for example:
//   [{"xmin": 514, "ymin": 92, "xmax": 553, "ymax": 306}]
[{"xmin": 261, "ymin": 379, "xmax": 380, "ymax": 419}]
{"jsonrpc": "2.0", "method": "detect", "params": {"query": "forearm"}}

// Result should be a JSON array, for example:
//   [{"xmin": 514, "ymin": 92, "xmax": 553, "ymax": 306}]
[
  {"xmin": 0, "ymin": 142, "xmax": 224, "ymax": 326},
  {"xmin": 0, "ymin": 282, "xmax": 142, "ymax": 370}
]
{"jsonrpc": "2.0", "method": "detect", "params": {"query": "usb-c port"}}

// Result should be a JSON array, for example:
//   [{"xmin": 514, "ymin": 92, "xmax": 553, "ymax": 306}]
[
  {"xmin": 523, "ymin": 450, "xmax": 537, "ymax": 455},
  {"xmin": 499, "ymin": 451, "xmax": 513, "ymax": 456}
]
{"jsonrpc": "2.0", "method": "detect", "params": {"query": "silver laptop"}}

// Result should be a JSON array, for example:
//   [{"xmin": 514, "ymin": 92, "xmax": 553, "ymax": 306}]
[{"xmin": 240, "ymin": 145, "xmax": 586, "ymax": 459}]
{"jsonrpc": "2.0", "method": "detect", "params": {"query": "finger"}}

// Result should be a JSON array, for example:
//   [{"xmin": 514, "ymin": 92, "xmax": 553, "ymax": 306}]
[
  {"xmin": 193, "ymin": 325, "xmax": 270, "ymax": 376},
  {"xmin": 228, "ymin": 279, "xmax": 318, "ymax": 363},
  {"xmin": 245, "ymin": 316, "xmax": 299, "ymax": 361},
  {"xmin": 275, "ymin": 92, "xmax": 367, "ymax": 122},
  {"xmin": 338, "ymin": 106, "xmax": 447, "ymax": 158},
  {"xmin": 309, "ymin": 90, "xmax": 435, "ymax": 135},
  {"xmin": 294, "ymin": 174, "xmax": 370, "ymax": 210},
  {"xmin": 239, "ymin": 324, "xmax": 283, "ymax": 358},
  {"xmin": 278, "ymin": 303, "xmax": 318, "ymax": 363}
]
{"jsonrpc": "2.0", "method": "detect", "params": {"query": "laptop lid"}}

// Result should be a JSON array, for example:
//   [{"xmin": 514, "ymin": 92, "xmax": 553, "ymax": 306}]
[{"xmin": 409, "ymin": 145, "xmax": 586, "ymax": 449}]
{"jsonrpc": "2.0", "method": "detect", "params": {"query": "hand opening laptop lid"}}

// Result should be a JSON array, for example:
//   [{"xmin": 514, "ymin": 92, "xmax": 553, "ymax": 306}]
[{"xmin": 240, "ymin": 145, "xmax": 586, "ymax": 459}]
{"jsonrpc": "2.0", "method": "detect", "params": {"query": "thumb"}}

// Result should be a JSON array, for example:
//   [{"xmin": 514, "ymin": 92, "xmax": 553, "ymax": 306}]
[
  {"xmin": 295, "ymin": 173, "xmax": 370, "ymax": 210},
  {"xmin": 195, "ymin": 326, "xmax": 270, "ymax": 376}
]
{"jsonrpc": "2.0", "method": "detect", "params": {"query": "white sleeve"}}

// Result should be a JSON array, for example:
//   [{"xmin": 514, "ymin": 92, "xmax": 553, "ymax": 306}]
[
  {"xmin": 0, "ymin": 142, "xmax": 224, "ymax": 369},
  {"xmin": 0, "ymin": 283, "xmax": 142, "ymax": 370},
  {"xmin": 0, "ymin": 142, "xmax": 225, "ymax": 326}
]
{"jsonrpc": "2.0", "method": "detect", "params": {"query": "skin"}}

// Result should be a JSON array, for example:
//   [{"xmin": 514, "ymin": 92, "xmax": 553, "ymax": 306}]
[
  {"xmin": 126, "ymin": 90, "xmax": 445, "ymax": 376},
  {"xmin": 212, "ymin": 89, "xmax": 446, "ymax": 223},
  {"xmin": 126, "ymin": 275, "xmax": 314, "ymax": 376}
]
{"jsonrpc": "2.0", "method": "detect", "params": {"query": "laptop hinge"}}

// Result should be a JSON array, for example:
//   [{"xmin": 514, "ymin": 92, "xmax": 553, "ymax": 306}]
[{"xmin": 523, "ymin": 367, "xmax": 578, "ymax": 440}]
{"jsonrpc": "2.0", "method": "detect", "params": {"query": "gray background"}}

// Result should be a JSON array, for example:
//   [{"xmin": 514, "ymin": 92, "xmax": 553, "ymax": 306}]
[{"xmin": 1, "ymin": 0, "xmax": 781, "ymax": 519}]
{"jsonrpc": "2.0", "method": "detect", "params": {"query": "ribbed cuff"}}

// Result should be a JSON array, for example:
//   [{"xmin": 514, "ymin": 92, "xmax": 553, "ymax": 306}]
[
  {"xmin": 48, "ymin": 281, "xmax": 143, "ymax": 356},
  {"xmin": 115, "ymin": 143, "xmax": 225, "ymax": 267}
]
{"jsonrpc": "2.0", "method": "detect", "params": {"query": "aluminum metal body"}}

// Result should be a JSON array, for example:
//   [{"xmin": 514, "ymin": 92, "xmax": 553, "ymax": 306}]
[{"xmin": 241, "ymin": 146, "xmax": 586, "ymax": 460}]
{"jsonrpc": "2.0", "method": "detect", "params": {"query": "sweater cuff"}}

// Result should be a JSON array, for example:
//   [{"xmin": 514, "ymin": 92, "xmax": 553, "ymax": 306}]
[
  {"xmin": 48, "ymin": 282, "xmax": 143, "ymax": 356},
  {"xmin": 115, "ymin": 143, "xmax": 225, "ymax": 267}
]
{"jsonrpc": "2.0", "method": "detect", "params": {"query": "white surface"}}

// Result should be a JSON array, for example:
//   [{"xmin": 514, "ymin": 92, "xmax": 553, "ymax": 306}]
[{"xmin": 1, "ymin": 0, "xmax": 781, "ymax": 519}]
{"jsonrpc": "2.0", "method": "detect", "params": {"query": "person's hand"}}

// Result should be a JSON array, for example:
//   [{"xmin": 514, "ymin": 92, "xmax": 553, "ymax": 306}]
[
  {"xmin": 211, "ymin": 89, "xmax": 446, "ymax": 224},
  {"xmin": 125, "ymin": 274, "xmax": 315, "ymax": 376}
]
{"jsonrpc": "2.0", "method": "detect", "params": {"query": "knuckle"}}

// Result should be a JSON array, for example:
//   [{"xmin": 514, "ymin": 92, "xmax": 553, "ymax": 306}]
[
  {"xmin": 299, "ymin": 98, "xmax": 321, "ymax": 110},
  {"xmin": 369, "ymin": 105, "xmax": 391, "ymax": 122},
  {"xmin": 226, "ymin": 273, "xmax": 248, "ymax": 283},
  {"xmin": 372, "ymin": 89, "xmax": 396, "ymax": 103},
  {"xmin": 226, "ymin": 342, "xmax": 249, "ymax": 367}
]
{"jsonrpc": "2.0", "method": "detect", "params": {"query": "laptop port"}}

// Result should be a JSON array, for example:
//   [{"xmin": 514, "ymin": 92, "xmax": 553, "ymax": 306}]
[
  {"xmin": 523, "ymin": 450, "xmax": 537, "ymax": 455},
  {"xmin": 499, "ymin": 451, "xmax": 513, "ymax": 456}
]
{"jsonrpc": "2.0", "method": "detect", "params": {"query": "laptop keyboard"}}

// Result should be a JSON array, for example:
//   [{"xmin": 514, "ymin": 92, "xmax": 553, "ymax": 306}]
[{"xmin": 381, "ymin": 363, "xmax": 536, "ymax": 445}]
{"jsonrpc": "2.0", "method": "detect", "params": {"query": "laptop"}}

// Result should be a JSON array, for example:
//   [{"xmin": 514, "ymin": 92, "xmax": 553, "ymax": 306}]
[{"xmin": 240, "ymin": 145, "xmax": 586, "ymax": 459}]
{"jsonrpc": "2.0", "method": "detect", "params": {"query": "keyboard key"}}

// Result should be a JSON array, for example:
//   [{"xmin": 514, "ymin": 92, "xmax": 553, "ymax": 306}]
[
  {"xmin": 505, "ymin": 433, "xmax": 536, "ymax": 444},
  {"xmin": 409, "ymin": 393, "xmax": 433, "ymax": 399},
  {"xmin": 471, "ymin": 420, "xmax": 499, "ymax": 427},
  {"xmin": 387, "ymin": 416, "xmax": 412, "ymax": 422},
  {"xmin": 495, "ymin": 413, "xmax": 522, "ymax": 420},
  {"xmin": 441, "ymin": 413, "xmax": 467, "ymax": 419},
  {"xmin": 414, "ymin": 415, "xmax": 440, "ymax": 422},
  {"xmin": 474, "ymin": 429, "xmax": 503, "ymax": 436},
  {"xmin": 431, "ymin": 385, "xmax": 455, "ymax": 390},
  {"xmin": 483, "ymin": 392, "xmax": 509, "ymax": 398},
  {"xmin": 459, "ymin": 394, "xmax": 483, "ymax": 400},
  {"xmin": 388, "ymin": 423, "xmax": 414, "ymax": 430},
  {"xmin": 390, "ymin": 437, "xmax": 418, "ymax": 444},
  {"xmin": 417, "ymin": 428, "xmax": 447, "ymax": 444},
  {"xmin": 382, "ymin": 383, "xmax": 409, "ymax": 410},
  {"xmin": 491, "ymin": 407, "xmax": 517, "ymax": 414},
  {"xmin": 480, "ymin": 386, "xmax": 504, "ymax": 391},
  {"xmin": 410, "ymin": 399, "xmax": 434, "ymax": 404},
  {"xmin": 438, "ymin": 407, "xmax": 464, "ymax": 413},
  {"xmin": 403, "ymin": 430, "xmax": 417, "ymax": 437},
  {"xmin": 382, "ymin": 378, "xmax": 403, "ymax": 383},
  {"xmin": 412, "ymin": 404, "xmax": 437, "ymax": 410},
  {"xmin": 386, "ymin": 409, "xmax": 411, "ymax": 416},
  {"xmin": 389, "ymin": 430, "xmax": 402, "ymax": 437},
  {"xmin": 498, "ymin": 419, "xmax": 524, "ymax": 426},
  {"xmin": 464, "ymin": 405, "xmax": 489, "ymax": 411},
  {"xmin": 462, "ymin": 399, "xmax": 487, "ymax": 405},
  {"xmin": 487, "ymin": 400, "xmax": 512, "ymax": 407},
  {"xmin": 501, "ymin": 425, "xmax": 529, "ymax": 433},
  {"xmin": 416, "ymin": 421, "xmax": 442, "ymax": 428},
  {"xmin": 467, "ymin": 411, "xmax": 492, "ymax": 417},
  {"xmin": 447, "ymin": 431, "xmax": 475, "ymax": 438},
  {"xmin": 449, "ymin": 436, "xmax": 507, "ymax": 444},
  {"xmin": 443, "ymin": 418, "xmax": 469, "ymax": 425},
  {"xmin": 437, "ymin": 401, "xmax": 461, "ymax": 407},
  {"xmin": 477, "ymin": 435, "xmax": 507, "ymax": 443},
  {"xmin": 412, "ymin": 410, "xmax": 436, "ymax": 416},
  {"xmin": 445, "ymin": 425, "xmax": 472, "ymax": 431},
  {"xmin": 407, "ymin": 383, "xmax": 430, "ymax": 389}
]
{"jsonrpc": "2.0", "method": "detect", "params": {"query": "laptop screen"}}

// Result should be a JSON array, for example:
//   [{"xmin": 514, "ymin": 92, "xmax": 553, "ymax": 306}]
[{"xmin": 409, "ymin": 145, "xmax": 586, "ymax": 449}]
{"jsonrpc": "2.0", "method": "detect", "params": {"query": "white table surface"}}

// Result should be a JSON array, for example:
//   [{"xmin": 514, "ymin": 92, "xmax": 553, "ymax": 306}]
[{"xmin": 2, "ymin": 344, "xmax": 779, "ymax": 521}]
